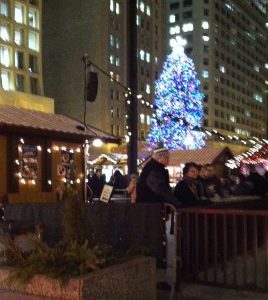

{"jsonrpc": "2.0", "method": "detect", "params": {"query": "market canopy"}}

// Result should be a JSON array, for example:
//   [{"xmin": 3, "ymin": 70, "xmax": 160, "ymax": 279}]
[
  {"xmin": 169, "ymin": 146, "xmax": 234, "ymax": 166},
  {"xmin": 139, "ymin": 146, "xmax": 234, "ymax": 168},
  {"xmin": 0, "ymin": 104, "xmax": 119, "ymax": 143}
]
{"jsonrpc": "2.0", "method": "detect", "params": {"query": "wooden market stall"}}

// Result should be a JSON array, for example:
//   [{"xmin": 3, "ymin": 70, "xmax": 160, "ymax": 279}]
[{"xmin": 0, "ymin": 104, "xmax": 118, "ymax": 203}]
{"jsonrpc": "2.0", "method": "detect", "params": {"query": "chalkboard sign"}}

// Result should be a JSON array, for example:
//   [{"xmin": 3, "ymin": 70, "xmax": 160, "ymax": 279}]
[{"xmin": 99, "ymin": 184, "xmax": 113, "ymax": 203}]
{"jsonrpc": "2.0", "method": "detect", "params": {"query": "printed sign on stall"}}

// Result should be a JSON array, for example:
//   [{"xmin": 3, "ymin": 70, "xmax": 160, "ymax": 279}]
[{"xmin": 21, "ymin": 145, "xmax": 38, "ymax": 179}]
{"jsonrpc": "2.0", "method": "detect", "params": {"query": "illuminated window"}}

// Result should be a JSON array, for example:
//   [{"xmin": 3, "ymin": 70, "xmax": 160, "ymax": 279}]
[
  {"xmin": 15, "ymin": 50, "xmax": 24, "ymax": 69},
  {"xmin": 115, "ymin": 57, "xmax": 120, "ymax": 66},
  {"xmin": 109, "ymin": 34, "xmax": 114, "ymax": 46},
  {"xmin": 201, "ymin": 21, "xmax": 209, "ymax": 29},
  {"xmin": 0, "ymin": 46, "xmax": 9, "ymax": 66},
  {"xmin": 1, "ymin": 70, "xmax": 9, "ymax": 90},
  {"xmin": 136, "ymin": 15, "xmax": 140, "ymax": 26},
  {"xmin": 140, "ymin": 49, "xmax": 145, "ymax": 60},
  {"xmin": 0, "ymin": 1, "xmax": 8, "ymax": 17},
  {"xmin": 110, "ymin": 0, "xmax": 114, "ymax": 11},
  {"xmin": 169, "ymin": 25, "xmax": 180, "ymax": 35},
  {"xmin": 146, "ymin": 5, "xmax": 150, "ymax": 16},
  {"xmin": 14, "ymin": 28, "xmax": 23, "ymax": 45},
  {"xmin": 202, "ymin": 70, "xmax": 209, "ymax": 78},
  {"xmin": 147, "ymin": 115, "xmax": 150, "ymax": 125},
  {"xmin": 0, "ymin": 24, "xmax": 9, "ymax": 41},
  {"xmin": 146, "ymin": 84, "xmax": 150, "ymax": 94},
  {"xmin": 253, "ymin": 93, "xmax": 263, "ymax": 103},
  {"xmin": 140, "ymin": 113, "xmax": 145, "ymax": 124},
  {"xmin": 202, "ymin": 34, "xmax": 209, "ymax": 41},
  {"xmin": 28, "ymin": 9, "xmax": 38, "ymax": 28},
  {"xmin": 28, "ymin": 31, "xmax": 39, "ymax": 51},
  {"xmin": 182, "ymin": 23, "xmax": 193, "ymax": 32},
  {"xmin": 109, "ymin": 54, "xmax": 114, "ymax": 64},
  {"xmin": 219, "ymin": 65, "xmax": 225, "ymax": 73},
  {"xmin": 140, "ymin": 1, "xmax": 145, "ymax": 12},
  {"xmin": 145, "ymin": 52, "xmax": 150, "ymax": 63},
  {"xmin": 15, "ymin": 3, "xmax": 24, "ymax": 24},
  {"xmin": 115, "ymin": 37, "xmax": 120, "ymax": 48},
  {"xmin": 115, "ymin": 2, "xmax": 120, "ymax": 14},
  {"xmin": 254, "ymin": 64, "xmax": 259, "ymax": 72},
  {"xmin": 169, "ymin": 14, "xmax": 175, "ymax": 23}
]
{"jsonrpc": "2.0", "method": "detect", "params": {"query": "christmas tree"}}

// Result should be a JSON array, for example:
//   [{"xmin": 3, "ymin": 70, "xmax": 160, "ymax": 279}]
[{"xmin": 147, "ymin": 37, "xmax": 206, "ymax": 150}]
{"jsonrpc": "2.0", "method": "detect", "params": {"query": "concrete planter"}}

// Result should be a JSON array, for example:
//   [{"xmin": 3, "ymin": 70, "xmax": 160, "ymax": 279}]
[{"xmin": 0, "ymin": 257, "xmax": 156, "ymax": 300}]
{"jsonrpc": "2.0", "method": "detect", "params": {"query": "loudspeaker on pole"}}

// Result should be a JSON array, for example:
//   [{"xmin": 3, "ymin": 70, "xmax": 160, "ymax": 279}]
[{"xmin": 86, "ymin": 71, "xmax": 98, "ymax": 102}]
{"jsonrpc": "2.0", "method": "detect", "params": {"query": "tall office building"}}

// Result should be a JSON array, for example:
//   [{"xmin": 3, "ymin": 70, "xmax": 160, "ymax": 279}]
[
  {"xmin": 168, "ymin": 0, "xmax": 268, "ymax": 141},
  {"xmin": 42, "ymin": 0, "xmax": 166, "ymax": 140},
  {"xmin": 0, "ymin": 0, "xmax": 53, "ymax": 112}
]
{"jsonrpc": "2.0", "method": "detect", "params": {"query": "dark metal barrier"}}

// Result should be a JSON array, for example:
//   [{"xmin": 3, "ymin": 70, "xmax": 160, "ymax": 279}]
[{"xmin": 176, "ymin": 206, "xmax": 268, "ymax": 291}]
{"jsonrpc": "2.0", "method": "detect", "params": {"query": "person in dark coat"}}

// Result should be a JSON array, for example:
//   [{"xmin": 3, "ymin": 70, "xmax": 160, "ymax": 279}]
[
  {"xmin": 174, "ymin": 162, "xmax": 205, "ymax": 207},
  {"xmin": 247, "ymin": 165, "xmax": 266, "ymax": 197},
  {"xmin": 87, "ymin": 169, "xmax": 105, "ymax": 198},
  {"xmin": 136, "ymin": 147, "xmax": 173, "ymax": 204},
  {"xmin": 204, "ymin": 164, "xmax": 224, "ymax": 198}
]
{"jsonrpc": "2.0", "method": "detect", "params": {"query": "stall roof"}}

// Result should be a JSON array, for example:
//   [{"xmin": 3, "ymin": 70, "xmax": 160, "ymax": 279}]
[
  {"xmin": 139, "ymin": 146, "xmax": 234, "ymax": 168},
  {"xmin": 169, "ymin": 147, "xmax": 233, "ymax": 166},
  {"xmin": 0, "ymin": 104, "xmax": 119, "ymax": 143}
]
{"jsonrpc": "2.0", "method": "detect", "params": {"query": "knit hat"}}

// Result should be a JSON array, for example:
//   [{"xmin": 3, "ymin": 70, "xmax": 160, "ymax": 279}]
[{"xmin": 153, "ymin": 146, "xmax": 169, "ymax": 154}]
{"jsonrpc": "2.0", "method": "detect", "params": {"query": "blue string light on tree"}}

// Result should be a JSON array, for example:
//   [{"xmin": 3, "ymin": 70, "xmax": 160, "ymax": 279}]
[{"xmin": 147, "ymin": 36, "xmax": 206, "ymax": 150}]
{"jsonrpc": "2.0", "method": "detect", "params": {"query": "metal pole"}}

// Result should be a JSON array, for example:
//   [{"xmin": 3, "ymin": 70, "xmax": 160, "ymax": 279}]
[{"xmin": 127, "ymin": 0, "xmax": 138, "ymax": 175}]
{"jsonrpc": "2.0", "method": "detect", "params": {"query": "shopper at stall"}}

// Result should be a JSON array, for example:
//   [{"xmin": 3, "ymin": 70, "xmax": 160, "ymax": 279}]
[
  {"xmin": 87, "ymin": 169, "xmax": 105, "ymax": 198},
  {"xmin": 174, "ymin": 162, "xmax": 207, "ymax": 207},
  {"xmin": 136, "ymin": 146, "xmax": 173, "ymax": 204}
]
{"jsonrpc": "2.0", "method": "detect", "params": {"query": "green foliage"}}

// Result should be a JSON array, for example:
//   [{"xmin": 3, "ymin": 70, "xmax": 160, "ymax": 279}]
[{"xmin": 0, "ymin": 185, "xmax": 148, "ymax": 285}]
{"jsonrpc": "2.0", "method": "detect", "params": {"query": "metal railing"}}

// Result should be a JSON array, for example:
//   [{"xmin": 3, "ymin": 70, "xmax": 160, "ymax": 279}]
[{"xmin": 172, "ymin": 206, "xmax": 268, "ymax": 291}]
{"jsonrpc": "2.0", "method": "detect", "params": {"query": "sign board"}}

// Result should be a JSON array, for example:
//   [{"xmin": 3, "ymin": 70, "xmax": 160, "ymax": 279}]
[{"xmin": 99, "ymin": 184, "xmax": 113, "ymax": 203}]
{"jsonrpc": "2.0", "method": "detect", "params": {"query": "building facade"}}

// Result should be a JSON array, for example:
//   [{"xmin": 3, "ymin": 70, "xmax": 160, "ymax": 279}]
[
  {"xmin": 42, "ymin": 0, "xmax": 167, "ymax": 140},
  {"xmin": 0, "ymin": 0, "xmax": 54, "ymax": 112},
  {"xmin": 167, "ymin": 0, "xmax": 268, "ymax": 141}
]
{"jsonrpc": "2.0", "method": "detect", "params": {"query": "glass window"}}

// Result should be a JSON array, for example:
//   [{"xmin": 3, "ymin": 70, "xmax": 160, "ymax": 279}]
[
  {"xmin": 202, "ymin": 70, "xmax": 209, "ymax": 78},
  {"xmin": 202, "ymin": 21, "xmax": 209, "ymax": 29},
  {"xmin": 29, "ymin": 54, "xmax": 37, "ymax": 72},
  {"xmin": 14, "ymin": 28, "xmax": 23, "ymax": 45},
  {"xmin": 1, "ymin": 70, "xmax": 9, "ymax": 90},
  {"xmin": 115, "ymin": 57, "xmax": 120, "ymax": 66},
  {"xmin": 28, "ymin": 9, "xmax": 38, "ymax": 28},
  {"xmin": 110, "ymin": 0, "xmax": 114, "ymax": 11},
  {"xmin": 0, "ymin": 46, "xmax": 9, "ymax": 66},
  {"xmin": 147, "ymin": 115, "xmax": 150, "ymax": 125},
  {"xmin": 115, "ymin": 2, "xmax": 119, "ymax": 14},
  {"xmin": 28, "ymin": 31, "xmax": 39, "ymax": 51},
  {"xmin": 140, "ymin": 1, "xmax": 145, "ymax": 12},
  {"xmin": 15, "ymin": 74, "xmax": 24, "ymax": 91},
  {"xmin": 139, "ymin": 49, "xmax": 145, "ymax": 60},
  {"xmin": 145, "ymin": 52, "xmax": 150, "ymax": 63},
  {"xmin": 15, "ymin": 3, "xmax": 24, "ymax": 24},
  {"xmin": 169, "ymin": 14, "xmax": 175, "ymax": 23},
  {"xmin": 140, "ymin": 113, "xmax": 145, "ymax": 124},
  {"xmin": 0, "ymin": 24, "xmax": 9, "ymax": 41},
  {"xmin": 146, "ymin": 84, "xmax": 150, "ymax": 94},
  {"xmin": 0, "ymin": 1, "xmax": 8, "ymax": 17},
  {"xmin": 29, "ymin": 0, "xmax": 38, "ymax": 5},
  {"xmin": 182, "ymin": 23, "xmax": 193, "ymax": 32},
  {"xmin": 15, "ymin": 50, "xmax": 24, "ymax": 69},
  {"xmin": 30, "ymin": 77, "xmax": 38, "ymax": 94},
  {"xmin": 115, "ymin": 37, "xmax": 119, "ymax": 48},
  {"xmin": 146, "ymin": 5, "xmax": 150, "ymax": 16},
  {"xmin": 109, "ymin": 34, "xmax": 114, "ymax": 46}
]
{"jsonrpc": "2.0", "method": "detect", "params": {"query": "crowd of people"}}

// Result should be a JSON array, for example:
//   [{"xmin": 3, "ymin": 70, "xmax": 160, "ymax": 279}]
[
  {"xmin": 135, "ymin": 146, "xmax": 267, "ymax": 207},
  {"xmin": 87, "ymin": 147, "xmax": 267, "ymax": 206}
]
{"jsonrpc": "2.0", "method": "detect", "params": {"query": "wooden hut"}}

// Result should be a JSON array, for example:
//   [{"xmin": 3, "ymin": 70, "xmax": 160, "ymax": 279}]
[{"xmin": 0, "ymin": 105, "xmax": 118, "ymax": 203}]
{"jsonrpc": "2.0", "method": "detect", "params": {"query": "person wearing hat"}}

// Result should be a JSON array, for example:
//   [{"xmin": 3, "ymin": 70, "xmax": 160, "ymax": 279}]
[{"xmin": 136, "ymin": 146, "xmax": 172, "ymax": 203}]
